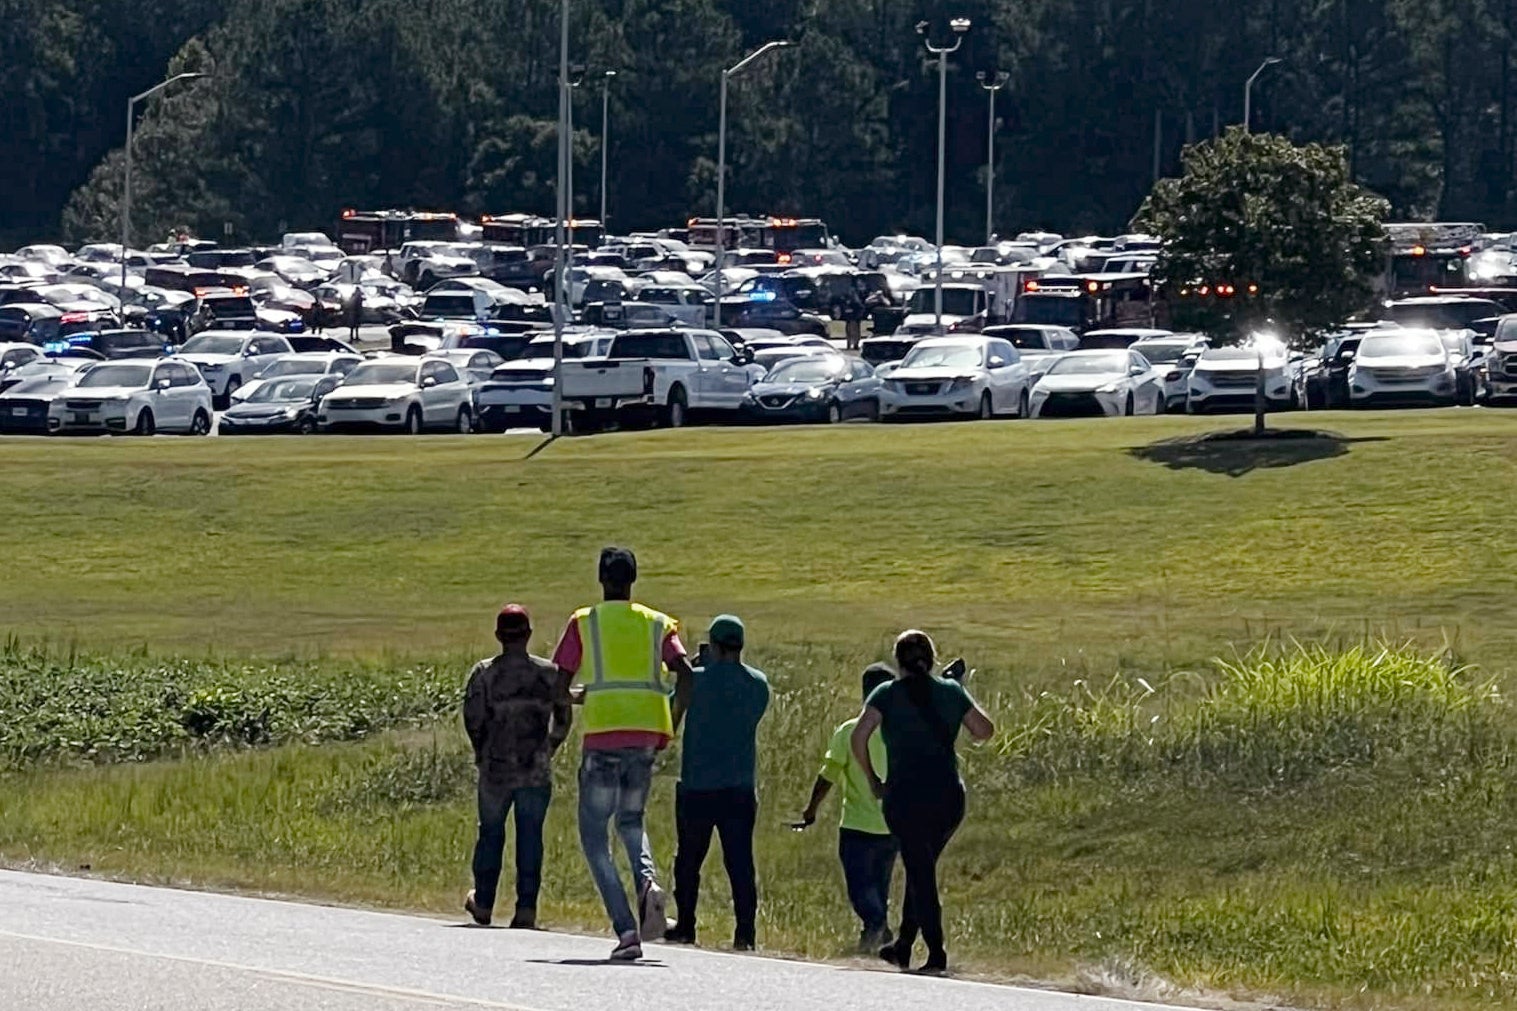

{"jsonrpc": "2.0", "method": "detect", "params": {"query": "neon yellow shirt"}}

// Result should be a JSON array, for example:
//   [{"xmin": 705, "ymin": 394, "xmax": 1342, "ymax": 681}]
[{"xmin": 820, "ymin": 717, "xmax": 889, "ymax": 836}]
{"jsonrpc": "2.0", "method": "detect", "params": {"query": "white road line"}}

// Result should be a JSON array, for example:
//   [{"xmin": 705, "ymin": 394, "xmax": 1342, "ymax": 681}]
[{"xmin": 0, "ymin": 929, "xmax": 540, "ymax": 1011}]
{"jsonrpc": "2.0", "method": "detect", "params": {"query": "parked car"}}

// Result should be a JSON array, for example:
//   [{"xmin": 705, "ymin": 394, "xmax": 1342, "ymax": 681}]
[
  {"xmin": 0, "ymin": 354, "xmax": 98, "ymax": 394},
  {"xmin": 1347, "ymin": 329, "xmax": 1458, "ymax": 408},
  {"xmin": 719, "ymin": 298, "xmax": 830, "ymax": 337},
  {"xmin": 317, "ymin": 356, "xmax": 476, "ymax": 434},
  {"xmin": 220, "ymin": 375, "xmax": 341, "ymax": 435},
  {"xmin": 632, "ymin": 284, "xmax": 714, "ymax": 327},
  {"xmin": 1187, "ymin": 344, "xmax": 1302, "ymax": 414},
  {"xmin": 395, "ymin": 242, "xmax": 480, "ymax": 289},
  {"xmin": 1303, "ymin": 332, "xmax": 1364, "ymax": 409},
  {"xmin": 1130, "ymin": 333, "xmax": 1209, "ymax": 411},
  {"xmin": 47, "ymin": 359, "xmax": 213, "ymax": 435},
  {"xmin": 878, "ymin": 335, "xmax": 1032, "ymax": 421},
  {"xmin": 256, "ymin": 255, "xmax": 328, "ymax": 289},
  {"xmin": 557, "ymin": 329, "xmax": 755, "ymax": 430},
  {"xmin": 0, "ymin": 303, "xmax": 65, "ymax": 345},
  {"xmin": 49, "ymin": 328, "xmax": 170, "ymax": 361},
  {"xmin": 1486, "ymin": 315, "xmax": 1517, "ymax": 403},
  {"xmin": 742, "ymin": 354, "xmax": 882, "ymax": 424},
  {"xmin": 233, "ymin": 352, "xmax": 363, "ymax": 402},
  {"xmin": 0, "ymin": 342, "xmax": 47, "ymax": 376},
  {"xmin": 1029, "ymin": 349, "xmax": 1164, "ymax": 418},
  {"xmin": 0, "ymin": 374, "xmax": 84, "ymax": 433},
  {"xmin": 176, "ymin": 331, "xmax": 295, "ymax": 407},
  {"xmin": 476, "ymin": 332, "xmax": 614, "ymax": 432},
  {"xmin": 982, "ymin": 324, "xmax": 1081, "ymax": 382}
]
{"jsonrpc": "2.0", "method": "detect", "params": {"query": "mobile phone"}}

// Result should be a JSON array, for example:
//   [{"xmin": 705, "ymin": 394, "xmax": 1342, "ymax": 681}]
[
  {"xmin": 941, "ymin": 657, "xmax": 967, "ymax": 682},
  {"xmin": 695, "ymin": 641, "xmax": 711, "ymax": 668}
]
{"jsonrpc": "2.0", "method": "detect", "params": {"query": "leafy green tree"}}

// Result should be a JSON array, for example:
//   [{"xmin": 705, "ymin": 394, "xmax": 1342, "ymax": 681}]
[{"xmin": 1134, "ymin": 128, "xmax": 1388, "ymax": 433}]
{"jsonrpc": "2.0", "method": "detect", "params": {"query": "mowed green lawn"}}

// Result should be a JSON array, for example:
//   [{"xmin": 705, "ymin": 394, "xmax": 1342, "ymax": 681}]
[
  {"xmin": 3, "ymin": 410, "xmax": 1516, "ymax": 673},
  {"xmin": 8, "ymin": 412, "xmax": 1517, "ymax": 1009}
]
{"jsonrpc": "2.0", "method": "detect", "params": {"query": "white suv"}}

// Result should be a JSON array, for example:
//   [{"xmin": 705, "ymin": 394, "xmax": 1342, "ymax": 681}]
[
  {"xmin": 318, "ymin": 356, "xmax": 475, "ymax": 434},
  {"xmin": 49, "ymin": 360, "xmax": 213, "ymax": 436},
  {"xmin": 1348, "ymin": 329, "xmax": 1458, "ymax": 408},
  {"xmin": 176, "ymin": 331, "xmax": 294, "ymax": 408},
  {"xmin": 879, "ymin": 335, "xmax": 1032, "ymax": 420}
]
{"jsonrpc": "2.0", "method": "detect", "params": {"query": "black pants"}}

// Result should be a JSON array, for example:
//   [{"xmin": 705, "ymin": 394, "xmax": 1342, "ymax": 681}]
[
  {"xmin": 673, "ymin": 785, "xmax": 758, "ymax": 940},
  {"xmin": 884, "ymin": 780, "xmax": 965, "ymax": 961},
  {"xmin": 839, "ymin": 828, "xmax": 898, "ymax": 934}
]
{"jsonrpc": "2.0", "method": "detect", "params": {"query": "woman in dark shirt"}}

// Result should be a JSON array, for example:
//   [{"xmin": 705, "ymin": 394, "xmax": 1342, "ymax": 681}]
[{"xmin": 851, "ymin": 630, "xmax": 994, "ymax": 975}]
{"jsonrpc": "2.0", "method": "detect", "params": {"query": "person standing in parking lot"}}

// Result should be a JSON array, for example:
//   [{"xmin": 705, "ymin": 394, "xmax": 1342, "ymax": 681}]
[
  {"xmin": 554, "ymin": 547, "xmax": 695, "ymax": 962},
  {"xmin": 344, "ymin": 285, "xmax": 363, "ymax": 341},
  {"xmin": 852, "ymin": 631, "xmax": 995, "ymax": 976},
  {"xmin": 666, "ymin": 615, "xmax": 770, "ymax": 950},
  {"xmin": 462, "ymin": 604, "xmax": 571, "ymax": 930}
]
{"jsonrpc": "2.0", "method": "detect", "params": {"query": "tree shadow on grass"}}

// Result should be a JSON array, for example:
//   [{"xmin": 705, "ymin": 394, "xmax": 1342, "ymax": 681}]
[{"xmin": 1128, "ymin": 429, "xmax": 1389, "ymax": 477}]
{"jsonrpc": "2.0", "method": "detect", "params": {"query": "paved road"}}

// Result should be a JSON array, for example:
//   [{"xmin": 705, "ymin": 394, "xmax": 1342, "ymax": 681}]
[{"xmin": 0, "ymin": 870, "xmax": 1191, "ymax": 1011}]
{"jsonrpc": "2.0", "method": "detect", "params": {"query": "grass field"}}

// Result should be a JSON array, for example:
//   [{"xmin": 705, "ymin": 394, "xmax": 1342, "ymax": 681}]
[{"xmin": 6, "ymin": 411, "xmax": 1517, "ymax": 1008}]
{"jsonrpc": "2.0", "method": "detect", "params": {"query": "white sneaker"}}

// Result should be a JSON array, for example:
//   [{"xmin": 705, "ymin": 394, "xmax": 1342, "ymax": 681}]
[
  {"xmin": 638, "ymin": 881, "xmax": 667, "ymax": 942},
  {"xmin": 611, "ymin": 930, "xmax": 643, "ymax": 961}
]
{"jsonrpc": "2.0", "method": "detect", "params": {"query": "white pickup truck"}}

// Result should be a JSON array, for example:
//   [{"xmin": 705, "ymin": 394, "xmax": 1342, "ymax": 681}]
[{"xmin": 558, "ymin": 329, "xmax": 756, "ymax": 430}]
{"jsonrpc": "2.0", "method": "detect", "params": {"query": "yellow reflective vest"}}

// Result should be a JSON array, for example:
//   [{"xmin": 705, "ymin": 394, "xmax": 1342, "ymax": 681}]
[{"xmin": 574, "ymin": 601, "xmax": 676, "ymax": 738}]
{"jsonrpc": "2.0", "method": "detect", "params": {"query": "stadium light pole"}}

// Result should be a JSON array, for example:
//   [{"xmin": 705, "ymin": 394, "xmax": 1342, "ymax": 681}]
[
  {"xmin": 600, "ymin": 71, "xmax": 617, "ymax": 240},
  {"xmin": 121, "ymin": 71, "xmax": 205, "ymax": 293},
  {"xmin": 1243, "ymin": 57, "xmax": 1282, "ymax": 134},
  {"xmin": 977, "ymin": 70, "xmax": 1009, "ymax": 247},
  {"xmin": 715, "ymin": 39, "xmax": 791, "ymax": 327},
  {"xmin": 920, "ymin": 17, "xmax": 971, "ymax": 334},
  {"xmin": 551, "ymin": 0, "xmax": 570, "ymax": 437}
]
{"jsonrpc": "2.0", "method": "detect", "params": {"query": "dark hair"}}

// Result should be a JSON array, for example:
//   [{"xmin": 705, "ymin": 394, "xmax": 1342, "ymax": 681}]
[
  {"xmin": 598, "ymin": 546, "xmax": 637, "ymax": 586},
  {"xmin": 894, "ymin": 630, "xmax": 936, "ymax": 709},
  {"xmin": 861, "ymin": 662, "xmax": 894, "ymax": 700}
]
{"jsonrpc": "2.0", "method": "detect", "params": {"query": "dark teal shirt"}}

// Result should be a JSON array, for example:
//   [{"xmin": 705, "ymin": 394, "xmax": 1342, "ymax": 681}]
[
  {"xmin": 865, "ymin": 676, "xmax": 972, "ymax": 789},
  {"xmin": 680, "ymin": 661, "xmax": 771, "ymax": 791}
]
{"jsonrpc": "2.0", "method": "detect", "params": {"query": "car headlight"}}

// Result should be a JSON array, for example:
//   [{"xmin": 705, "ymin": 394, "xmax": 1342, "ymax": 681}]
[
  {"xmin": 201, "ymin": 363, "xmax": 223, "ymax": 373},
  {"xmin": 946, "ymin": 378, "xmax": 974, "ymax": 393},
  {"xmin": 1097, "ymin": 382, "xmax": 1123, "ymax": 395},
  {"xmin": 282, "ymin": 407, "xmax": 302, "ymax": 419},
  {"xmin": 804, "ymin": 387, "xmax": 826, "ymax": 400}
]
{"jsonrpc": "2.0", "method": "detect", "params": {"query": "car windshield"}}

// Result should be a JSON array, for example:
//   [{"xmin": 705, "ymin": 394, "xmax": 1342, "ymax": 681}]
[
  {"xmin": 180, "ymin": 335, "xmax": 245, "ymax": 356},
  {"xmin": 1360, "ymin": 332, "xmax": 1445, "ymax": 357},
  {"xmin": 262, "ymin": 359, "xmax": 326, "ymax": 377},
  {"xmin": 906, "ymin": 288, "xmax": 981, "ymax": 316},
  {"xmin": 996, "ymin": 329, "xmax": 1051, "ymax": 350},
  {"xmin": 247, "ymin": 378, "xmax": 320, "ymax": 402},
  {"xmin": 523, "ymin": 339, "xmax": 593, "ymax": 360},
  {"xmin": 766, "ymin": 357, "xmax": 847, "ymax": 383},
  {"xmin": 77, "ymin": 364, "xmax": 151, "ymax": 388},
  {"xmin": 1133, "ymin": 343, "xmax": 1187, "ymax": 364},
  {"xmin": 345, "ymin": 362, "xmax": 418, "ymax": 385},
  {"xmin": 1048, "ymin": 353, "xmax": 1128, "ymax": 376},
  {"xmin": 901, "ymin": 343, "xmax": 983, "ymax": 369}
]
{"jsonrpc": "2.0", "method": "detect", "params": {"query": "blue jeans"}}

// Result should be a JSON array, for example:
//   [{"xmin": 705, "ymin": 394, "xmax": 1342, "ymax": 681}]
[
  {"xmin": 471, "ymin": 781, "xmax": 552, "ymax": 914},
  {"xmin": 839, "ymin": 828, "xmax": 898, "ymax": 934},
  {"xmin": 577, "ymin": 747, "xmax": 658, "ymax": 936}
]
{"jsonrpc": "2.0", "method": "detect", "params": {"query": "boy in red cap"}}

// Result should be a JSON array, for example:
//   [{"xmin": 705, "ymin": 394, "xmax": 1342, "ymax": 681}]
[{"xmin": 463, "ymin": 604, "xmax": 572, "ymax": 928}]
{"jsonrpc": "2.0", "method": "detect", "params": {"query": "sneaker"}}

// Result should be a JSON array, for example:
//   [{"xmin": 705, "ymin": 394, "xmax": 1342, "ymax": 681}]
[
  {"xmin": 733, "ymin": 934, "xmax": 755, "ymax": 952},
  {"xmin": 879, "ymin": 940, "xmax": 910, "ymax": 968},
  {"xmin": 859, "ymin": 926, "xmax": 893, "ymax": 952},
  {"xmin": 638, "ymin": 881, "xmax": 668, "ymax": 942},
  {"xmin": 664, "ymin": 922, "xmax": 697, "ymax": 945},
  {"xmin": 912, "ymin": 957, "xmax": 949, "ymax": 977},
  {"xmin": 463, "ymin": 890, "xmax": 491, "ymax": 927},
  {"xmin": 611, "ymin": 931, "xmax": 643, "ymax": 962},
  {"xmin": 508, "ymin": 906, "xmax": 536, "ymax": 930}
]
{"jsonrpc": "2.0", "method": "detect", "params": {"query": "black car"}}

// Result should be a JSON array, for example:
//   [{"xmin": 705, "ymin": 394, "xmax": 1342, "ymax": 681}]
[
  {"xmin": 742, "ymin": 354, "xmax": 883, "ymax": 424},
  {"xmin": 0, "ymin": 303, "xmax": 64, "ymax": 345},
  {"xmin": 219, "ymin": 375, "xmax": 339, "ymax": 435},
  {"xmin": 49, "ymin": 329, "xmax": 169, "ymax": 361},
  {"xmin": 719, "ymin": 297, "xmax": 830, "ymax": 337},
  {"xmin": 1303, "ymin": 334, "xmax": 1363, "ymax": 409}
]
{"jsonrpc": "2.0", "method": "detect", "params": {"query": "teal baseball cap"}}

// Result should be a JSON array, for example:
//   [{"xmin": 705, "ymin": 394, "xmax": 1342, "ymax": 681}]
[{"xmin": 708, "ymin": 614, "xmax": 745, "ymax": 648}]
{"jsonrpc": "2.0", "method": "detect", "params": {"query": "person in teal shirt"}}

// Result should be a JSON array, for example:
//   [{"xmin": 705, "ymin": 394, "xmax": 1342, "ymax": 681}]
[
  {"xmin": 667, "ymin": 615, "xmax": 770, "ymax": 950},
  {"xmin": 852, "ymin": 630, "xmax": 995, "ymax": 976},
  {"xmin": 794, "ymin": 662, "xmax": 899, "ymax": 949}
]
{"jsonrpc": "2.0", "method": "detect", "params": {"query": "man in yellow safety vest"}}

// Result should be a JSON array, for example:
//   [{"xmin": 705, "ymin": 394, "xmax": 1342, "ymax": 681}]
[{"xmin": 553, "ymin": 546, "xmax": 695, "ymax": 962}]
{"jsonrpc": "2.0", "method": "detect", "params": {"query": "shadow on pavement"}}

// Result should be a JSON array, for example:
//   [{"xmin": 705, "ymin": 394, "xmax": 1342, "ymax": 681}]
[
  {"xmin": 525, "ymin": 958, "xmax": 667, "ymax": 968},
  {"xmin": 1128, "ymin": 429, "xmax": 1388, "ymax": 478}
]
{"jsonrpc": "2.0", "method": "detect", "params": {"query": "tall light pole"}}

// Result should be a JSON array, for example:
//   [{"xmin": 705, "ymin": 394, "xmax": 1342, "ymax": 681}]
[
  {"xmin": 600, "ymin": 70, "xmax": 617, "ymax": 240},
  {"xmin": 977, "ymin": 70, "xmax": 1008, "ymax": 247},
  {"xmin": 919, "ymin": 17, "xmax": 971, "ymax": 334},
  {"xmin": 715, "ymin": 39, "xmax": 791, "ymax": 327},
  {"xmin": 566, "ymin": 66, "xmax": 585, "ymax": 249},
  {"xmin": 1243, "ymin": 57, "xmax": 1282, "ymax": 134},
  {"xmin": 551, "ymin": 0, "xmax": 570, "ymax": 437},
  {"xmin": 121, "ymin": 71, "xmax": 205, "ymax": 293}
]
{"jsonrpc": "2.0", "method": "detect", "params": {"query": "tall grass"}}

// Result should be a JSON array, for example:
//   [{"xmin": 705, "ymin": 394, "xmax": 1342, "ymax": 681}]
[{"xmin": 997, "ymin": 642, "xmax": 1506, "ymax": 790}]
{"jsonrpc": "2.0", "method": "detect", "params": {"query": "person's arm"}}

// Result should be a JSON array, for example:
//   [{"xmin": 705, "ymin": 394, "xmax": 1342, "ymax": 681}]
[
  {"xmin": 962, "ymin": 690, "xmax": 995, "ymax": 742},
  {"xmin": 850, "ymin": 707, "xmax": 885, "ymax": 798},
  {"xmin": 462, "ymin": 666, "xmax": 488, "ymax": 764},
  {"xmin": 551, "ymin": 619, "xmax": 584, "ymax": 705},
  {"xmin": 548, "ymin": 672, "xmax": 574, "ymax": 752},
  {"xmin": 668, "ymin": 653, "xmax": 695, "ymax": 733},
  {"xmin": 792, "ymin": 776, "xmax": 832, "ymax": 830}
]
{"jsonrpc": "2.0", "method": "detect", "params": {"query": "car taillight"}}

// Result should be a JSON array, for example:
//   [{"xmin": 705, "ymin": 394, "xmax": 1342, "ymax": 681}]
[
  {"xmin": 60, "ymin": 312, "xmax": 90, "ymax": 324},
  {"xmin": 643, "ymin": 367, "xmax": 655, "ymax": 395}
]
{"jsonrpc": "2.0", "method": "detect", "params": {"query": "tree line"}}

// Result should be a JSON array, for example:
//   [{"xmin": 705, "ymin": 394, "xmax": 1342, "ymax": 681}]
[{"xmin": 5, "ymin": 0, "xmax": 1517, "ymax": 247}]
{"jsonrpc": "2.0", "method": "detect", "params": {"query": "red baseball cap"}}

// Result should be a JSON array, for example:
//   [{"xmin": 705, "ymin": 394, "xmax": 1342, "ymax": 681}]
[{"xmin": 496, "ymin": 604, "xmax": 532, "ymax": 635}]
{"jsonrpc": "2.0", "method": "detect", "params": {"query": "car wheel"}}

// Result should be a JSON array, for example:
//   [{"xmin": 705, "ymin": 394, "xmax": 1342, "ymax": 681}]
[
  {"xmin": 1018, "ymin": 388, "xmax": 1030, "ymax": 419},
  {"xmin": 404, "ymin": 406, "xmax": 423, "ymax": 435},
  {"xmin": 189, "ymin": 409, "xmax": 212, "ymax": 436},
  {"xmin": 456, "ymin": 406, "xmax": 472, "ymax": 434},
  {"xmin": 133, "ymin": 409, "xmax": 155, "ymax": 436},
  {"xmin": 868, "ymin": 398, "xmax": 882, "ymax": 422},
  {"xmin": 977, "ymin": 392, "xmax": 993, "ymax": 420},
  {"xmin": 665, "ymin": 386, "xmax": 688, "ymax": 428},
  {"xmin": 296, "ymin": 416, "xmax": 316, "ymax": 435},
  {"xmin": 826, "ymin": 402, "xmax": 842, "ymax": 425},
  {"xmin": 1124, "ymin": 392, "xmax": 1135, "ymax": 416}
]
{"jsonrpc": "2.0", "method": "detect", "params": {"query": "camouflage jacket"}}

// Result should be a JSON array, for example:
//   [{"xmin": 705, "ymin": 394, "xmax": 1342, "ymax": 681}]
[{"xmin": 463, "ymin": 652, "xmax": 570, "ymax": 790}]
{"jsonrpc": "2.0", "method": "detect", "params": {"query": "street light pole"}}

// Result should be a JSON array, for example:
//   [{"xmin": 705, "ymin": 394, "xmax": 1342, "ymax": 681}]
[
  {"xmin": 977, "ymin": 70, "xmax": 1008, "ymax": 247},
  {"xmin": 566, "ymin": 69, "xmax": 584, "ymax": 249},
  {"xmin": 121, "ymin": 71, "xmax": 205, "ymax": 293},
  {"xmin": 600, "ymin": 71, "xmax": 616, "ymax": 240},
  {"xmin": 1244, "ymin": 57, "xmax": 1282, "ymax": 134},
  {"xmin": 920, "ymin": 18, "xmax": 971, "ymax": 334},
  {"xmin": 551, "ymin": 0, "xmax": 570, "ymax": 437},
  {"xmin": 715, "ymin": 39, "xmax": 791, "ymax": 328}
]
